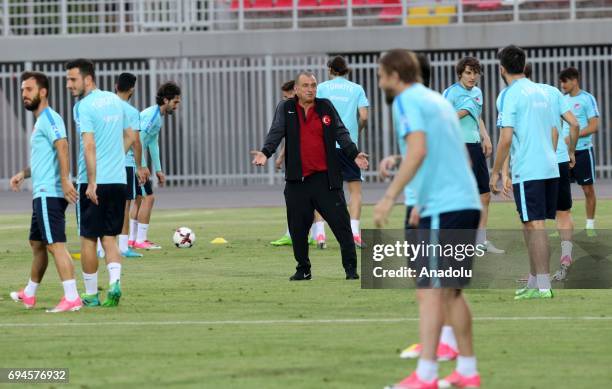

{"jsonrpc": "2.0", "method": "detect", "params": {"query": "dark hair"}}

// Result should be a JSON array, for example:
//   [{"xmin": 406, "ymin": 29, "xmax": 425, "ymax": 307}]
[
  {"xmin": 327, "ymin": 56, "xmax": 350, "ymax": 76},
  {"xmin": 497, "ymin": 45, "xmax": 526, "ymax": 75},
  {"xmin": 116, "ymin": 72, "xmax": 137, "ymax": 92},
  {"xmin": 559, "ymin": 67, "xmax": 580, "ymax": 82},
  {"xmin": 416, "ymin": 53, "xmax": 431, "ymax": 87},
  {"xmin": 524, "ymin": 62, "xmax": 533, "ymax": 79},
  {"xmin": 65, "ymin": 58, "xmax": 95, "ymax": 80},
  {"xmin": 156, "ymin": 82, "xmax": 181, "ymax": 106},
  {"xmin": 21, "ymin": 71, "xmax": 49, "ymax": 92},
  {"xmin": 456, "ymin": 56, "xmax": 482, "ymax": 78},
  {"xmin": 281, "ymin": 80, "xmax": 295, "ymax": 92},
  {"xmin": 379, "ymin": 49, "xmax": 421, "ymax": 84}
]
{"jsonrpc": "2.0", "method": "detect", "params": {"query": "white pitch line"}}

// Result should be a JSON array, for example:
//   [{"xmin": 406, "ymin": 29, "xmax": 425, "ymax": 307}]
[{"xmin": 0, "ymin": 316, "xmax": 610, "ymax": 328}]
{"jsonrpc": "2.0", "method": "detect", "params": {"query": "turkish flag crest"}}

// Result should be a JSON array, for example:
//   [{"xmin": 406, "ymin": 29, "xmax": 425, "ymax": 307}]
[{"xmin": 322, "ymin": 115, "xmax": 331, "ymax": 126}]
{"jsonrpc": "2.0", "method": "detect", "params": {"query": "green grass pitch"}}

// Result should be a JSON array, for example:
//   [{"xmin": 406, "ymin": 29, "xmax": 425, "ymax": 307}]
[{"xmin": 1, "ymin": 200, "xmax": 611, "ymax": 388}]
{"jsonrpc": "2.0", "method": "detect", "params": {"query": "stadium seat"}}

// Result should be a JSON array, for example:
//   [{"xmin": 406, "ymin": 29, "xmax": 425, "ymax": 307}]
[
  {"xmin": 407, "ymin": 5, "xmax": 456, "ymax": 25},
  {"xmin": 378, "ymin": 0, "xmax": 402, "ymax": 22},
  {"xmin": 319, "ymin": 0, "xmax": 344, "ymax": 11},
  {"xmin": 298, "ymin": 0, "xmax": 319, "ymax": 9},
  {"xmin": 275, "ymin": 0, "xmax": 293, "ymax": 9},
  {"xmin": 252, "ymin": 0, "xmax": 275, "ymax": 9},
  {"xmin": 463, "ymin": 0, "xmax": 503, "ymax": 11},
  {"xmin": 231, "ymin": 0, "xmax": 253, "ymax": 10},
  {"xmin": 478, "ymin": 1, "xmax": 502, "ymax": 10}
]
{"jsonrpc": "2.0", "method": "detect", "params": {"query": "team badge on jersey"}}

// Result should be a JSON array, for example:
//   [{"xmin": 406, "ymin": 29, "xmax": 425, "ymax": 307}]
[{"xmin": 322, "ymin": 115, "xmax": 331, "ymax": 126}]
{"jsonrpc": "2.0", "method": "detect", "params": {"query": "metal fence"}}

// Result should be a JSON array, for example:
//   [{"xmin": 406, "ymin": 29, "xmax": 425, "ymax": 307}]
[
  {"xmin": 0, "ymin": 45, "xmax": 611, "ymax": 190},
  {"xmin": 1, "ymin": 0, "xmax": 611, "ymax": 35}
]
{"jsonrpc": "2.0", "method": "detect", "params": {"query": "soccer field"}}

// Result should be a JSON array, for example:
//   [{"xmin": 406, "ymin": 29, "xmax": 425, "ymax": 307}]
[{"xmin": 1, "ymin": 201, "xmax": 612, "ymax": 388}]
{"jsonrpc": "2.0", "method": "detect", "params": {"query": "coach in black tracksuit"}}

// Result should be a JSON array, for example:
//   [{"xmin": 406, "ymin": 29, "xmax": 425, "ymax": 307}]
[{"xmin": 252, "ymin": 72, "xmax": 369, "ymax": 281}]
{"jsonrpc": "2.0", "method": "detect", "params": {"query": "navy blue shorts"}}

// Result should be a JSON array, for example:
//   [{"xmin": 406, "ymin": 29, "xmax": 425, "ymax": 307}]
[
  {"xmin": 571, "ymin": 147, "xmax": 596, "ymax": 186},
  {"xmin": 513, "ymin": 178, "xmax": 558, "ymax": 223},
  {"xmin": 411, "ymin": 209, "xmax": 481, "ymax": 288},
  {"xmin": 557, "ymin": 162, "xmax": 572, "ymax": 211},
  {"xmin": 126, "ymin": 167, "xmax": 138, "ymax": 201},
  {"xmin": 335, "ymin": 149, "xmax": 362, "ymax": 182},
  {"xmin": 29, "ymin": 197, "xmax": 68, "ymax": 244},
  {"xmin": 138, "ymin": 179, "xmax": 153, "ymax": 197},
  {"xmin": 466, "ymin": 143, "xmax": 490, "ymax": 195},
  {"xmin": 77, "ymin": 184, "xmax": 127, "ymax": 238},
  {"xmin": 404, "ymin": 205, "xmax": 415, "ymax": 231}
]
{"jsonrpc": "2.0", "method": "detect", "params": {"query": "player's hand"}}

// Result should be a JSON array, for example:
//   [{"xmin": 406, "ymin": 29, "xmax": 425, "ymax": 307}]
[
  {"xmin": 138, "ymin": 167, "xmax": 150, "ymax": 185},
  {"xmin": 85, "ymin": 183, "xmax": 98, "ymax": 205},
  {"xmin": 157, "ymin": 171, "xmax": 166, "ymax": 187},
  {"xmin": 378, "ymin": 155, "xmax": 398, "ymax": 179},
  {"xmin": 408, "ymin": 207, "xmax": 420, "ymax": 227},
  {"xmin": 482, "ymin": 137, "xmax": 493, "ymax": 158},
  {"xmin": 251, "ymin": 151, "xmax": 268, "ymax": 166},
  {"xmin": 489, "ymin": 171, "xmax": 501, "ymax": 195},
  {"xmin": 568, "ymin": 152, "xmax": 576, "ymax": 169},
  {"xmin": 62, "ymin": 179, "xmax": 78, "ymax": 204},
  {"xmin": 374, "ymin": 195, "xmax": 394, "ymax": 228},
  {"xmin": 354, "ymin": 152, "xmax": 369, "ymax": 170},
  {"xmin": 502, "ymin": 174, "xmax": 513, "ymax": 199},
  {"xmin": 275, "ymin": 156, "xmax": 284, "ymax": 171},
  {"xmin": 9, "ymin": 171, "xmax": 25, "ymax": 192}
]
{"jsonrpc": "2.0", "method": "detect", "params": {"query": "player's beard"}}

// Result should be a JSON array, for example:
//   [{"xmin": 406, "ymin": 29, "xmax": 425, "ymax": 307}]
[
  {"xmin": 384, "ymin": 89, "xmax": 395, "ymax": 105},
  {"xmin": 501, "ymin": 74, "xmax": 509, "ymax": 87},
  {"xmin": 24, "ymin": 94, "xmax": 41, "ymax": 111}
]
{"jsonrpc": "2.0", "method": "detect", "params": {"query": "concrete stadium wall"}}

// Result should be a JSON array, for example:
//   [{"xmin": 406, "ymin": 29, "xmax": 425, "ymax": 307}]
[{"xmin": 1, "ymin": 19, "xmax": 611, "ymax": 62}]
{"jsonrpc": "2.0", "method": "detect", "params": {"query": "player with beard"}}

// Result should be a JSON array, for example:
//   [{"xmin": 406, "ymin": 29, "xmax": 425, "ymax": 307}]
[
  {"xmin": 10, "ymin": 71, "xmax": 82, "ymax": 313},
  {"xmin": 375, "ymin": 50, "xmax": 482, "ymax": 388}
]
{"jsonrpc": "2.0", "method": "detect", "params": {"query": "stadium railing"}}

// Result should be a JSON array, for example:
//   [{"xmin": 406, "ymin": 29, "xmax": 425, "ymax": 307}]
[{"xmin": 1, "ymin": 0, "xmax": 611, "ymax": 35}]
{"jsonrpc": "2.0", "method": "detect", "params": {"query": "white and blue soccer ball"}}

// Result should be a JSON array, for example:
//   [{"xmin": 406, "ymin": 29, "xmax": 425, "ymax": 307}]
[{"xmin": 173, "ymin": 227, "xmax": 195, "ymax": 248}]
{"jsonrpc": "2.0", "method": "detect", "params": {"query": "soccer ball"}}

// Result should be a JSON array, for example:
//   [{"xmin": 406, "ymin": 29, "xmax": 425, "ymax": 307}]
[{"xmin": 173, "ymin": 227, "xmax": 195, "ymax": 248}]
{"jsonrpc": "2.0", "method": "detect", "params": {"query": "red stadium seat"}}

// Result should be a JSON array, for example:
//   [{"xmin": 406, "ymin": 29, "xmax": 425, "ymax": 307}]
[
  {"xmin": 477, "ymin": 1, "xmax": 502, "ymax": 10},
  {"xmin": 319, "ymin": 0, "xmax": 344, "ymax": 11},
  {"xmin": 275, "ymin": 0, "xmax": 293, "ymax": 9},
  {"xmin": 378, "ymin": 0, "xmax": 402, "ymax": 22},
  {"xmin": 231, "ymin": 0, "xmax": 253, "ymax": 10},
  {"xmin": 463, "ymin": 0, "xmax": 502, "ymax": 10},
  {"xmin": 298, "ymin": 0, "xmax": 318, "ymax": 9},
  {"xmin": 252, "ymin": 0, "xmax": 274, "ymax": 9}
]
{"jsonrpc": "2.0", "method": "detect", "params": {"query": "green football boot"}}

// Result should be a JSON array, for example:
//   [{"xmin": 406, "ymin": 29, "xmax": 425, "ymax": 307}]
[
  {"xmin": 102, "ymin": 281, "xmax": 122, "ymax": 307},
  {"xmin": 514, "ymin": 289, "xmax": 553, "ymax": 300},
  {"xmin": 80, "ymin": 292, "xmax": 101, "ymax": 307},
  {"xmin": 270, "ymin": 235, "xmax": 292, "ymax": 246}
]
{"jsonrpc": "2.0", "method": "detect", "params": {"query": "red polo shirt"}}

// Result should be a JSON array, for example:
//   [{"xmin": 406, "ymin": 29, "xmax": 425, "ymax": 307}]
[{"xmin": 296, "ymin": 103, "xmax": 327, "ymax": 177}]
